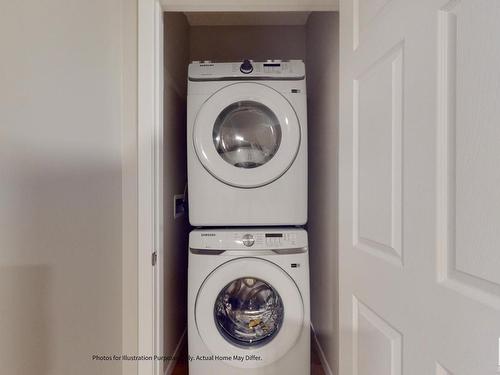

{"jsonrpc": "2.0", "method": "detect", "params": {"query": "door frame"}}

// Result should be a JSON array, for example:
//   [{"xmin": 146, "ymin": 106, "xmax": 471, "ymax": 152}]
[
  {"xmin": 138, "ymin": 1, "xmax": 163, "ymax": 375},
  {"xmin": 137, "ymin": 2, "xmax": 339, "ymax": 375}
]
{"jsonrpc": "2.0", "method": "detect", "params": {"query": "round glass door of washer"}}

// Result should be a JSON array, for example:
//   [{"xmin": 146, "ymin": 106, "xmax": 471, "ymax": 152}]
[
  {"xmin": 193, "ymin": 83, "xmax": 301, "ymax": 188},
  {"xmin": 214, "ymin": 277, "xmax": 284, "ymax": 348},
  {"xmin": 195, "ymin": 258, "xmax": 304, "ymax": 369}
]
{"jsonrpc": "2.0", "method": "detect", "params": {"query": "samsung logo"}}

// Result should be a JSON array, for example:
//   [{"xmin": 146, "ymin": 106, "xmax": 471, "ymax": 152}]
[{"xmin": 201, "ymin": 233, "xmax": 216, "ymax": 237}]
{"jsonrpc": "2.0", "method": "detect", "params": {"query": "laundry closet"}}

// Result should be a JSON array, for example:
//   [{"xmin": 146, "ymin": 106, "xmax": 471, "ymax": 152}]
[
  {"xmin": 161, "ymin": 10, "xmax": 339, "ymax": 375},
  {"xmin": 135, "ymin": 1, "xmax": 500, "ymax": 374}
]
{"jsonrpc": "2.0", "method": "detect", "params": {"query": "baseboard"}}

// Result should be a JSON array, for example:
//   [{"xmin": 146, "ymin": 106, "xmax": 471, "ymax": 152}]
[
  {"xmin": 164, "ymin": 328, "xmax": 187, "ymax": 375},
  {"xmin": 311, "ymin": 324, "xmax": 334, "ymax": 375}
]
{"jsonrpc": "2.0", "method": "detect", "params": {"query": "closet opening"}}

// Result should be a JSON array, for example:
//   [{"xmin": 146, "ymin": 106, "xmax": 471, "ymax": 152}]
[{"xmin": 162, "ymin": 11, "xmax": 339, "ymax": 375}]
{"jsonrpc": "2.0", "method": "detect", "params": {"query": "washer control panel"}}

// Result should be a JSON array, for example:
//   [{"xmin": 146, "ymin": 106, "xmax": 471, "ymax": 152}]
[{"xmin": 190, "ymin": 228, "xmax": 307, "ymax": 250}]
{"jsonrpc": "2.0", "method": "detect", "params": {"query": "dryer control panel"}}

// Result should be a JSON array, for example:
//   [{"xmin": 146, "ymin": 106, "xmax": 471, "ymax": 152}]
[
  {"xmin": 188, "ymin": 60, "xmax": 305, "ymax": 81},
  {"xmin": 190, "ymin": 228, "xmax": 307, "ymax": 251}
]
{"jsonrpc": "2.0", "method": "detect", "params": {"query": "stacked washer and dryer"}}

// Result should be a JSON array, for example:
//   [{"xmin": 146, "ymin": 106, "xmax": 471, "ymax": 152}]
[{"xmin": 187, "ymin": 59, "xmax": 310, "ymax": 375}]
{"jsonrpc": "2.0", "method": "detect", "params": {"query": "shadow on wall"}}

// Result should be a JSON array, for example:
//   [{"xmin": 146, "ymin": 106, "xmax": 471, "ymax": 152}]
[
  {"xmin": 0, "ymin": 265, "xmax": 51, "ymax": 374},
  {"xmin": 0, "ymin": 153, "xmax": 123, "ymax": 375}
]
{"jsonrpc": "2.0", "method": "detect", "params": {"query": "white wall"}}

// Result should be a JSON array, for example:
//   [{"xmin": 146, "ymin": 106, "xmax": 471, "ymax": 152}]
[
  {"xmin": 163, "ymin": 12, "xmax": 191, "ymax": 369},
  {"xmin": 306, "ymin": 12, "xmax": 339, "ymax": 375},
  {"xmin": 0, "ymin": 1, "xmax": 137, "ymax": 374}
]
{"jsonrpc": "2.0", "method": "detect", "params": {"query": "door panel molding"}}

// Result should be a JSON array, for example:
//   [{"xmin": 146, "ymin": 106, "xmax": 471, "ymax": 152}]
[
  {"xmin": 352, "ymin": 296, "xmax": 402, "ymax": 375},
  {"xmin": 436, "ymin": 362, "xmax": 453, "ymax": 375},
  {"xmin": 436, "ymin": 0, "xmax": 500, "ymax": 310},
  {"xmin": 353, "ymin": 41, "xmax": 404, "ymax": 267},
  {"xmin": 353, "ymin": 0, "xmax": 393, "ymax": 50}
]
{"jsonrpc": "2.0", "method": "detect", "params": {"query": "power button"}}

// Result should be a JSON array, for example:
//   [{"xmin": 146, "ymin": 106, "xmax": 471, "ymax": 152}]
[{"xmin": 242, "ymin": 234, "xmax": 255, "ymax": 247}]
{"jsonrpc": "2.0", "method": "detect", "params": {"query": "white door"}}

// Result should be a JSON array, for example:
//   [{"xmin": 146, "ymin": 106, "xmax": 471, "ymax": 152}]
[
  {"xmin": 339, "ymin": 0, "xmax": 500, "ymax": 374},
  {"xmin": 193, "ymin": 83, "xmax": 301, "ymax": 187}
]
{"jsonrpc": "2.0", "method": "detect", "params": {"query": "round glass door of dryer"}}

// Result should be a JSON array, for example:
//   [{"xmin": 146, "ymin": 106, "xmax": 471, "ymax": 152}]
[
  {"xmin": 193, "ymin": 83, "xmax": 301, "ymax": 188},
  {"xmin": 213, "ymin": 101, "xmax": 282, "ymax": 169}
]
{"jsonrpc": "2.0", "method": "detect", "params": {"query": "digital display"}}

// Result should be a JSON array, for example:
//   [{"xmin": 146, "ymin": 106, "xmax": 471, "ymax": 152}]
[
  {"xmin": 263, "ymin": 63, "xmax": 281, "ymax": 67},
  {"xmin": 265, "ymin": 233, "xmax": 283, "ymax": 238}
]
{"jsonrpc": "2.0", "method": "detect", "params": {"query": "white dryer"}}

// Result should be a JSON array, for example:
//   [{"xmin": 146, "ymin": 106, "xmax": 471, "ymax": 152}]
[
  {"xmin": 188, "ymin": 228, "xmax": 310, "ymax": 375},
  {"xmin": 187, "ymin": 60, "xmax": 307, "ymax": 226}
]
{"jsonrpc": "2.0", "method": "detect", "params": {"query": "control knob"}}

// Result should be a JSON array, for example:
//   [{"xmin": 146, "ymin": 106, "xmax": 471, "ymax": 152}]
[
  {"xmin": 242, "ymin": 234, "xmax": 255, "ymax": 247},
  {"xmin": 240, "ymin": 59, "xmax": 253, "ymax": 74}
]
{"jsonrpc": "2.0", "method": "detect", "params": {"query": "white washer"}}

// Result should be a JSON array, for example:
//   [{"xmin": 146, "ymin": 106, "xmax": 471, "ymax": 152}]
[
  {"xmin": 188, "ymin": 228, "xmax": 310, "ymax": 375},
  {"xmin": 187, "ymin": 60, "xmax": 307, "ymax": 226}
]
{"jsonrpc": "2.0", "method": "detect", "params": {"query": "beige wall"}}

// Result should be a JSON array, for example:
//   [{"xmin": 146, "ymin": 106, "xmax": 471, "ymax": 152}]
[
  {"xmin": 189, "ymin": 25, "xmax": 306, "ymax": 62},
  {"xmin": 163, "ymin": 12, "xmax": 190, "ymax": 369},
  {"xmin": 0, "ymin": 1, "xmax": 137, "ymax": 374},
  {"xmin": 306, "ymin": 12, "xmax": 339, "ymax": 375}
]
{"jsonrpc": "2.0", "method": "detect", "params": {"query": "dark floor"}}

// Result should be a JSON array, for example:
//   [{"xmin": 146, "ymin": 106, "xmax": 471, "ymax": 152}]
[{"xmin": 172, "ymin": 331, "xmax": 327, "ymax": 374}]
